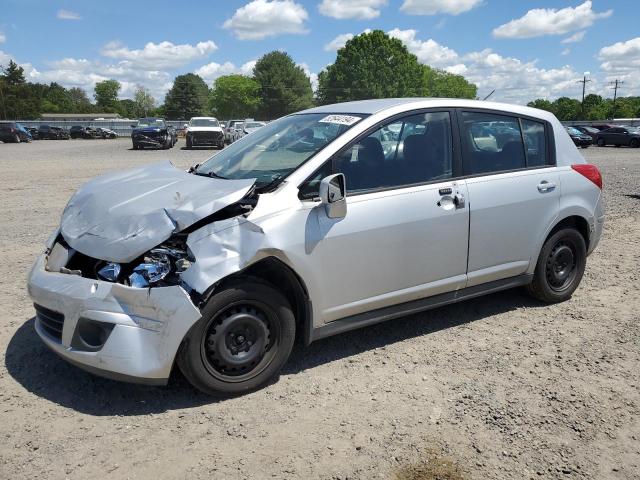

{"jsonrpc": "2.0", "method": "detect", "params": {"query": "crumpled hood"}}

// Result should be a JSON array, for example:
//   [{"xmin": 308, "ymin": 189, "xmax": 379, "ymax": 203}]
[{"xmin": 60, "ymin": 161, "xmax": 255, "ymax": 263}]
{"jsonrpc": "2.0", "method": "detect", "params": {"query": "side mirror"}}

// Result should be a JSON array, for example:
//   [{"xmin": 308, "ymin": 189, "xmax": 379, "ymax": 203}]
[
  {"xmin": 319, "ymin": 173, "xmax": 347, "ymax": 219},
  {"xmin": 184, "ymin": 124, "xmax": 188, "ymax": 129}
]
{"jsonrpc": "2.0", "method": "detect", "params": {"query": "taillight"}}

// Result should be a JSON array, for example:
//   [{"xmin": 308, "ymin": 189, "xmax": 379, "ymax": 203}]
[{"xmin": 571, "ymin": 164, "xmax": 602, "ymax": 189}]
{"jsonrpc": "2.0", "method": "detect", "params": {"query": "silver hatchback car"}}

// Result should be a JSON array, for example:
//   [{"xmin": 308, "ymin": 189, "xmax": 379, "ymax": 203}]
[{"xmin": 28, "ymin": 99, "xmax": 604, "ymax": 395}]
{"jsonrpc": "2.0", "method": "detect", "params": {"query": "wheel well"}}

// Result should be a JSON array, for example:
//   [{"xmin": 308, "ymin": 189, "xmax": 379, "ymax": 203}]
[
  {"xmin": 216, "ymin": 257, "xmax": 312, "ymax": 345},
  {"xmin": 549, "ymin": 215, "xmax": 590, "ymax": 250}
]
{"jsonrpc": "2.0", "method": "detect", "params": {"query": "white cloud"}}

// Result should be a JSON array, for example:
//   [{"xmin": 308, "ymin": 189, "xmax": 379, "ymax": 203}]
[
  {"xmin": 101, "ymin": 40, "xmax": 217, "ymax": 69},
  {"xmin": 57, "ymin": 9, "xmax": 82, "ymax": 20},
  {"xmin": 598, "ymin": 37, "xmax": 640, "ymax": 71},
  {"xmin": 400, "ymin": 0, "xmax": 482, "ymax": 16},
  {"xmin": 324, "ymin": 33, "xmax": 354, "ymax": 51},
  {"xmin": 0, "ymin": 32, "xmax": 6, "ymax": 44},
  {"xmin": 0, "ymin": 50, "xmax": 11, "ymax": 65},
  {"xmin": 299, "ymin": 62, "xmax": 318, "ymax": 91},
  {"xmin": 561, "ymin": 31, "xmax": 586, "ymax": 44},
  {"xmin": 195, "ymin": 60, "xmax": 257, "ymax": 84},
  {"xmin": 223, "ymin": 0, "xmax": 309, "ymax": 40},
  {"xmin": 561, "ymin": 48, "xmax": 571, "ymax": 56},
  {"xmin": 388, "ymin": 28, "xmax": 458, "ymax": 67},
  {"xmin": 493, "ymin": 1, "xmax": 612, "ymax": 39},
  {"xmin": 319, "ymin": 0, "xmax": 387, "ymax": 20}
]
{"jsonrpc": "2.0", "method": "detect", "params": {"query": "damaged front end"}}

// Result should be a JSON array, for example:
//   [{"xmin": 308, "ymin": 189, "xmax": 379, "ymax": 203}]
[{"xmin": 27, "ymin": 161, "xmax": 263, "ymax": 384}]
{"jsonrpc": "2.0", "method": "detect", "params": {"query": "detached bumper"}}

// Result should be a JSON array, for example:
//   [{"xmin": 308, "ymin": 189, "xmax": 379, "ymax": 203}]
[{"xmin": 27, "ymin": 254, "xmax": 201, "ymax": 385}]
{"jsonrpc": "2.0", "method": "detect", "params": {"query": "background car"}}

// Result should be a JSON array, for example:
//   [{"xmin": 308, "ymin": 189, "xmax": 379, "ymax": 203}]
[
  {"xmin": 38, "ymin": 125, "xmax": 69, "ymax": 140},
  {"xmin": 566, "ymin": 127, "xmax": 592, "ymax": 148},
  {"xmin": 569, "ymin": 125, "xmax": 600, "ymax": 141},
  {"xmin": 590, "ymin": 123, "xmax": 616, "ymax": 131},
  {"xmin": 70, "ymin": 126, "xmax": 101, "ymax": 139},
  {"xmin": 595, "ymin": 126, "xmax": 640, "ymax": 148},
  {"xmin": 238, "ymin": 120, "xmax": 267, "ymax": 139},
  {"xmin": 26, "ymin": 127, "xmax": 40, "ymax": 140},
  {"xmin": 0, "ymin": 122, "xmax": 32, "ymax": 143},
  {"xmin": 224, "ymin": 119, "xmax": 243, "ymax": 144},
  {"xmin": 95, "ymin": 127, "xmax": 118, "ymax": 139},
  {"xmin": 131, "ymin": 117, "xmax": 175, "ymax": 150},
  {"xmin": 185, "ymin": 117, "xmax": 225, "ymax": 149}
]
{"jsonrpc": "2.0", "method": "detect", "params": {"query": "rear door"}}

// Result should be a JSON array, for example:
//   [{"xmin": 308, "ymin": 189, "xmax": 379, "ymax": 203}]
[{"xmin": 458, "ymin": 110, "xmax": 560, "ymax": 287}]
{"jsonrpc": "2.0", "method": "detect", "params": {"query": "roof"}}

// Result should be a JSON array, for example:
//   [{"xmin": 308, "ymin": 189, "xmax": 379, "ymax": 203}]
[{"xmin": 299, "ymin": 98, "xmax": 555, "ymax": 122}]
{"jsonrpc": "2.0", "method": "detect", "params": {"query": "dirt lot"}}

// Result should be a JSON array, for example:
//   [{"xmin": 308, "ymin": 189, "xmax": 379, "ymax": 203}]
[{"xmin": 0, "ymin": 138, "xmax": 638, "ymax": 479}]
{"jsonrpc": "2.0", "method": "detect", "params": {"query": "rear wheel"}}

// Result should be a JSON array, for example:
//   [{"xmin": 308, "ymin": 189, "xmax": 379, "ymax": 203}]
[
  {"xmin": 630, "ymin": 139, "xmax": 639, "ymax": 148},
  {"xmin": 13, "ymin": 134, "xmax": 20, "ymax": 143},
  {"xmin": 597, "ymin": 138, "xmax": 605, "ymax": 147},
  {"xmin": 526, "ymin": 228, "xmax": 586, "ymax": 303},
  {"xmin": 178, "ymin": 278, "xmax": 296, "ymax": 396}
]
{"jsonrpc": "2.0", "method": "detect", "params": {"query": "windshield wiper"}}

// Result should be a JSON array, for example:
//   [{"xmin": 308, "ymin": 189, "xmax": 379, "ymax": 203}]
[
  {"xmin": 192, "ymin": 169, "xmax": 228, "ymax": 180},
  {"xmin": 256, "ymin": 174, "xmax": 284, "ymax": 193}
]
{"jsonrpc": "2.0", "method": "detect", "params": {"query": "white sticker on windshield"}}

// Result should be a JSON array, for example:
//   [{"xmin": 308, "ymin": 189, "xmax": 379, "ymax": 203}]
[{"xmin": 319, "ymin": 115, "xmax": 362, "ymax": 126}]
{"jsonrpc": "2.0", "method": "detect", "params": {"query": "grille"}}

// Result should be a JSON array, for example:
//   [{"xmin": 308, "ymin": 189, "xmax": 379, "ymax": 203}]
[
  {"xmin": 193, "ymin": 131, "xmax": 222, "ymax": 141},
  {"xmin": 35, "ymin": 304, "xmax": 65, "ymax": 341}
]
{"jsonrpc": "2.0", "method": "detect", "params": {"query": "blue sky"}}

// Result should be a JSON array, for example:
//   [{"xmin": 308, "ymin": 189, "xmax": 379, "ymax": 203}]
[{"xmin": 0, "ymin": 1, "xmax": 638, "ymax": 104}]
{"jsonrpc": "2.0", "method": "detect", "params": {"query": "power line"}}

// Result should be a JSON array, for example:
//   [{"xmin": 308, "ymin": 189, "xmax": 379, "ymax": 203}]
[
  {"xmin": 610, "ymin": 79, "xmax": 624, "ymax": 119},
  {"xmin": 577, "ymin": 73, "xmax": 591, "ymax": 118}
]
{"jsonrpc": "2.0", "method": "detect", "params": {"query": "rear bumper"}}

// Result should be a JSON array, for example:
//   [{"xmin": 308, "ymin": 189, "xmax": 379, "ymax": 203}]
[{"xmin": 27, "ymin": 253, "xmax": 202, "ymax": 384}]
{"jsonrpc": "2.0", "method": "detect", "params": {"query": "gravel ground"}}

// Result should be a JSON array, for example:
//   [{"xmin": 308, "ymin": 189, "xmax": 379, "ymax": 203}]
[{"xmin": 0, "ymin": 138, "xmax": 638, "ymax": 480}]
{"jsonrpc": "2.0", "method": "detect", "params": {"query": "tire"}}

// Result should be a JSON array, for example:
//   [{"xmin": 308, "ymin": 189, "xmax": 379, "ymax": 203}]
[
  {"xmin": 597, "ymin": 138, "xmax": 605, "ymax": 147},
  {"xmin": 614, "ymin": 144, "xmax": 621, "ymax": 148},
  {"xmin": 163, "ymin": 138, "xmax": 171, "ymax": 149},
  {"xmin": 133, "ymin": 142, "xmax": 139, "ymax": 150},
  {"xmin": 177, "ymin": 278, "xmax": 296, "ymax": 396},
  {"xmin": 630, "ymin": 139, "xmax": 639, "ymax": 148},
  {"xmin": 13, "ymin": 134, "xmax": 20, "ymax": 143},
  {"xmin": 186, "ymin": 137, "xmax": 192, "ymax": 149},
  {"xmin": 526, "ymin": 228, "xmax": 587, "ymax": 303}
]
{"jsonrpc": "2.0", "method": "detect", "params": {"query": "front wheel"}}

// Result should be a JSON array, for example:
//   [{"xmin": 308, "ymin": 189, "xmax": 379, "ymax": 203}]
[
  {"xmin": 186, "ymin": 136, "xmax": 192, "ymax": 149},
  {"xmin": 597, "ymin": 138, "xmax": 605, "ymax": 147},
  {"xmin": 526, "ymin": 228, "xmax": 586, "ymax": 303},
  {"xmin": 630, "ymin": 139, "xmax": 639, "ymax": 148},
  {"xmin": 177, "ymin": 278, "xmax": 296, "ymax": 396},
  {"xmin": 13, "ymin": 134, "xmax": 20, "ymax": 143}
]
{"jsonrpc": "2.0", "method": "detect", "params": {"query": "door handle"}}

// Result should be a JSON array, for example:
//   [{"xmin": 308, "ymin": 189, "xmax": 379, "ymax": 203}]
[
  {"xmin": 453, "ymin": 192, "xmax": 465, "ymax": 209},
  {"xmin": 537, "ymin": 181, "xmax": 556, "ymax": 193}
]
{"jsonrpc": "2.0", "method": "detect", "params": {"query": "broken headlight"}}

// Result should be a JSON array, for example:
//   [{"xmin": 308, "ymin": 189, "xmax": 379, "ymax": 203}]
[
  {"xmin": 128, "ymin": 247, "xmax": 191, "ymax": 288},
  {"xmin": 95, "ymin": 244, "xmax": 191, "ymax": 288}
]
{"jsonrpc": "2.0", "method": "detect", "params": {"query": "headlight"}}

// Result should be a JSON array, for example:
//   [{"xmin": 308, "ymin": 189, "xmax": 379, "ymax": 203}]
[{"xmin": 128, "ymin": 247, "xmax": 190, "ymax": 288}]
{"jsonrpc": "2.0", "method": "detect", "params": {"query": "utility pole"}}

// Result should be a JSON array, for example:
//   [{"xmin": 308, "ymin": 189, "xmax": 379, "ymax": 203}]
[
  {"xmin": 610, "ymin": 79, "xmax": 624, "ymax": 119},
  {"xmin": 577, "ymin": 72, "xmax": 592, "ymax": 118}
]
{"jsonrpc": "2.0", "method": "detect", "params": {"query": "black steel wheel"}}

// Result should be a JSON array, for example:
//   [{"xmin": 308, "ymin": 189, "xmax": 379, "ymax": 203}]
[
  {"xmin": 526, "ymin": 228, "xmax": 586, "ymax": 303},
  {"xmin": 178, "ymin": 278, "xmax": 296, "ymax": 395}
]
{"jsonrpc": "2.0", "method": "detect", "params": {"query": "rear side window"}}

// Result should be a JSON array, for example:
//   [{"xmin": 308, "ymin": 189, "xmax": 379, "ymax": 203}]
[
  {"xmin": 460, "ymin": 112, "xmax": 525, "ymax": 175},
  {"xmin": 521, "ymin": 119, "xmax": 547, "ymax": 167}
]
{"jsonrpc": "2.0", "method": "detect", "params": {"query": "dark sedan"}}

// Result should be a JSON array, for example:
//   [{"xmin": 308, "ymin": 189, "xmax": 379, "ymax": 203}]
[
  {"xmin": 566, "ymin": 127, "xmax": 592, "ymax": 148},
  {"xmin": 569, "ymin": 125, "xmax": 600, "ymax": 141},
  {"xmin": 70, "ymin": 126, "xmax": 101, "ymax": 139},
  {"xmin": 595, "ymin": 126, "xmax": 640, "ymax": 148},
  {"xmin": 131, "ymin": 118, "xmax": 175, "ymax": 150},
  {"xmin": 38, "ymin": 125, "xmax": 70, "ymax": 140},
  {"xmin": 0, "ymin": 122, "xmax": 32, "ymax": 143}
]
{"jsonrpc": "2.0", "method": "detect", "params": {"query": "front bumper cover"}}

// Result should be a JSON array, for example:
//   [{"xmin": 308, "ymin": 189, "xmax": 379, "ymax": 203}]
[{"xmin": 27, "ymin": 253, "xmax": 202, "ymax": 384}]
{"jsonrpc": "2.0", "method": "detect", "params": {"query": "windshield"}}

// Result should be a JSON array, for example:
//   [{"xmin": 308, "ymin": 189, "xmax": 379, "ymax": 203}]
[
  {"xmin": 191, "ymin": 118, "xmax": 219, "ymax": 127},
  {"xmin": 137, "ymin": 118, "xmax": 165, "ymax": 127},
  {"xmin": 196, "ymin": 113, "xmax": 365, "ymax": 187},
  {"xmin": 567, "ymin": 127, "xmax": 581, "ymax": 135}
]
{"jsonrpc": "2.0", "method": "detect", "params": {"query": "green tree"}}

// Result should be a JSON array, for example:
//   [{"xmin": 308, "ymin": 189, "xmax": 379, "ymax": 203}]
[
  {"xmin": 117, "ymin": 99, "xmax": 137, "ymax": 118},
  {"xmin": 253, "ymin": 51, "xmax": 314, "ymax": 119},
  {"xmin": 68, "ymin": 87, "xmax": 93, "ymax": 113},
  {"xmin": 422, "ymin": 65, "xmax": 477, "ymax": 99},
  {"xmin": 94, "ymin": 79, "xmax": 121, "ymax": 110},
  {"xmin": 210, "ymin": 74, "xmax": 261, "ymax": 119},
  {"xmin": 133, "ymin": 85, "xmax": 156, "ymax": 117},
  {"xmin": 553, "ymin": 97, "xmax": 581, "ymax": 121},
  {"xmin": 1, "ymin": 60, "xmax": 26, "ymax": 85},
  {"xmin": 527, "ymin": 99, "xmax": 556, "ymax": 114},
  {"xmin": 317, "ymin": 30, "xmax": 424, "ymax": 104},
  {"xmin": 163, "ymin": 73, "xmax": 209, "ymax": 119}
]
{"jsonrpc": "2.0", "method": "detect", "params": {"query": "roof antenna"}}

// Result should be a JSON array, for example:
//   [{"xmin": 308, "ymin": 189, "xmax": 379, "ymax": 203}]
[{"xmin": 482, "ymin": 90, "xmax": 495, "ymax": 101}]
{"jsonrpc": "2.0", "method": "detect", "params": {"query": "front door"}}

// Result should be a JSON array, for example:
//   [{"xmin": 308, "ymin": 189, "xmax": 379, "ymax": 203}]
[{"xmin": 308, "ymin": 111, "xmax": 470, "ymax": 322}]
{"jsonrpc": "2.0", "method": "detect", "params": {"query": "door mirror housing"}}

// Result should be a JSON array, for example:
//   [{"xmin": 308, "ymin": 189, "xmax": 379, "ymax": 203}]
[{"xmin": 319, "ymin": 173, "xmax": 347, "ymax": 219}]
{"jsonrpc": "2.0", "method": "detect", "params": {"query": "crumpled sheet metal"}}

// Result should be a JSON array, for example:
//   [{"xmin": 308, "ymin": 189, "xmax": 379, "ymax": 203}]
[
  {"xmin": 28, "ymin": 254, "xmax": 202, "ymax": 380},
  {"xmin": 60, "ymin": 161, "xmax": 255, "ymax": 263},
  {"xmin": 181, "ymin": 217, "xmax": 267, "ymax": 294}
]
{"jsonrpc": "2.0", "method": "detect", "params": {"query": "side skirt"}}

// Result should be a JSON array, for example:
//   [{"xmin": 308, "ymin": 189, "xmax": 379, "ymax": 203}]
[{"xmin": 307, "ymin": 274, "xmax": 533, "ymax": 344}]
